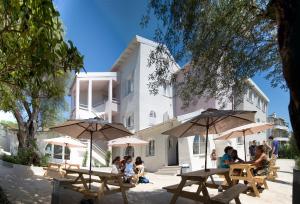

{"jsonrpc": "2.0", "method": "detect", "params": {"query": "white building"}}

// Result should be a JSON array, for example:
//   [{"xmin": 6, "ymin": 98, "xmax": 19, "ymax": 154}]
[{"xmin": 68, "ymin": 35, "xmax": 270, "ymax": 173}]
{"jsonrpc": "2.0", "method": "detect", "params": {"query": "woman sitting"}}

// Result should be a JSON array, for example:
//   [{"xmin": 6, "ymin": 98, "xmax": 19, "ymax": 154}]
[
  {"xmin": 231, "ymin": 149, "xmax": 244, "ymax": 163},
  {"xmin": 123, "ymin": 156, "xmax": 137, "ymax": 184},
  {"xmin": 249, "ymin": 145, "xmax": 269, "ymax": 176},
  {"xmin": 111, "ymin": 156, "xmax": 121, "ymax": 174},
  {"xmin": 134, "ymin": 156, "xmax": 145, "ymax": 180}
]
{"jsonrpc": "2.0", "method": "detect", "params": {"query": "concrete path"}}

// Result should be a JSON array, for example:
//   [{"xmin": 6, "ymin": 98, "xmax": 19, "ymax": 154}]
[{"xmin": 0, "ymin": 159, "xmax": 295, "ymax": 204}]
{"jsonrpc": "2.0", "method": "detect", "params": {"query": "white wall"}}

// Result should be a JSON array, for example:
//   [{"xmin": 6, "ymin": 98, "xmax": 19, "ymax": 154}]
[{"xmin": 138, "ymin": 42, "xmax": 175, "ymax": 130}]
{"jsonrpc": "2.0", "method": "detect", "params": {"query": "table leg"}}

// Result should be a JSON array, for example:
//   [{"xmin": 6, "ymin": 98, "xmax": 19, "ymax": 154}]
[
  {"xmin": 250, "ymin": 181, "xmax": 260, "ymax": 197},
  {"xmin": 170, "ymin": 178, "xmax": 187, "ymax": 204},
  {"xmin": 79, "ymin": 174, "xmax": 89, "ymax": 190},
  {"xmin": 118, "ymin": 176, "xmax": 128, "ymax": 204}
]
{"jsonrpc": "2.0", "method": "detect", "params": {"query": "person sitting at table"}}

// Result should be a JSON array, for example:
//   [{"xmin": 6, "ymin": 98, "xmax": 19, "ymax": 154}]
[
  {"xmin": 111, "ymin": 156, "xmax": 121, "ymax": 174},
  {"xmin": 124, "ymin": 156, "xmax": 137, "ymax": 184},
  {"xmin": 134, "ymin": 156, "xmax": 145, "ymax": 181},
  {"xmin": 231, "ymin": 149, "xmax": 244, "ymax": 163},
  {"xmin": 248, "ymin": 145, "xmax": 269, "ymax": 176},
  {"xmin": 120, "ymin": 155, "xmax": 128, "ymax": 173},
  {"xmin": 220, "ymin": 146, "xmax": 234, "ymax": 168}
]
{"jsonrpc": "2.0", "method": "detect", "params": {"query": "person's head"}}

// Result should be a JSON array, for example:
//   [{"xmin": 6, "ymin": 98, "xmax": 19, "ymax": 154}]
[
  {"xmin": 135, "ymin": 156, "xmax": 143, "ymax": 165},
  {"xmin": 123, "ymin": 155, "xmax": 128, "ymax": 160},
  {"xmin": 112, "ymin": 156, "xmax": 120, "ymax": 164},
  {"xmin": 126, "ymin": 156, "xmax": 132, "ymax": 163},
  {"xmin": 252, "ymin": 140, "xmax": 257, "ymax": 145},
  {"xmin": 269, "ymin": 136, "xmax": 274, "ymax": 141},
  {"xmin": 212, "ymin": 149, "xmax": 216, "ymax": 153},
  {"xmin": 263, "ymin": 140, "xmax": 266, "ymax": 144},
  {"xmin": 224, "ymin": 146, "xmax": 233, "ymax": 155},
  {"xmin": 231, "ymin": 149, "xmax": 238, "ymax": 158},
  {"xmin": 255, "ymin": 145, "xmax": 265, "ymax": 156}
]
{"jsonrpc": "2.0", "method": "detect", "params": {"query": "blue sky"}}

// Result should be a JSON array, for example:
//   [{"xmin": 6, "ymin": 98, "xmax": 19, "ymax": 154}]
[{"xmin": 54, "ymin": 0, "xmax": 291, "ymax": 127}]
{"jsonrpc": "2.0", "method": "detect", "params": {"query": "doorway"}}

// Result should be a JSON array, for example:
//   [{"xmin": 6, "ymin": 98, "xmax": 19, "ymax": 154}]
[{"xmin": 168, "ymin": 137, "xmax": 179, "ymax": 166}]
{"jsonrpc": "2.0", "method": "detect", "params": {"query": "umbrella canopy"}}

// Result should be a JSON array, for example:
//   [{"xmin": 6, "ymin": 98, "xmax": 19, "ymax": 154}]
[
  {"xmin": 215, "ymin": 122, "xmax": 273, "ymax": 161},
  {"xmin": 50, "ymin": 117, "xmax": 133, "ymax": 188},
  {"xmin": 108, "ymin": 137, "xmax": 148, "ymax": 147},
  {"xmin": 162, "ymin": 108, "xmax": 256, "ymax": 170},
  {"xmin": 44, "ymin": 136, "xmax": 86, "ymax": 148}
]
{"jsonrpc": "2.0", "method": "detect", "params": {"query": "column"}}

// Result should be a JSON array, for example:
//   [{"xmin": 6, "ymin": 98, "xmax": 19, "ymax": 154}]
[
  {"xmin": 88, "ymin": 79, "xmax": 93, "ymax": 114},
  {"xmin": 108, "ymin": 79, "xmax": 112, "ymax": 123},
  {"xmin": 75, "ymin": 78, "xmax": 80, "ymax": 119}
]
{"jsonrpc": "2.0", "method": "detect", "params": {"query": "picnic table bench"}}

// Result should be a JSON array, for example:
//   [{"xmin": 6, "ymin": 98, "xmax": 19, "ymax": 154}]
[
  {"xmin": 52, "ymin": 168, "xmax": 134, "ymax": 204},
  {"xmin": 267, "ymin": 157, "xmax": 280, "ymax": 181},
  {"xmin": 163, "ymin": 168, "xmax": 247, "ymax": 204},
  {"xmin": 43, "ymin": 162, "xmax": 80, "ymax": 178},
  {"xmin": 229, "ymin": 163, "xmax": 268, "ymax": 197}
]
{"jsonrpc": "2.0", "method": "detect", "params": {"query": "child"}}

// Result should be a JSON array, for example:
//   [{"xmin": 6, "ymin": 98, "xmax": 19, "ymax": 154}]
[
  {"xmin": 210, "ymin": 149, "xmax": 217, "ymax": 168},
  {"xmin": 124, "ymin": 156, "xmax": 136, "ymax": 184},
  {"xmin": 111, "ymin": 156, "xmax": 121, "ymax": 174}
]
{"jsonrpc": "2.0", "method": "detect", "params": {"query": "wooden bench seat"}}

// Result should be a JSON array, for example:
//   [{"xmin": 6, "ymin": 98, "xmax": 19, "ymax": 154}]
[
  {"xmin": 211, "ymin": 184, "xmax": 248, "ymax": 204},
  {"xmin": 268, "ymin": 166, "xmax": 280, "ymax": 180},
  {"xmin": 106, "ymin": 180, "xmax": 136, "ymax": 188},
  {"xmin": 163, "ymin": 181, "xmax": 199, "ymax": 193},
  {"xmin": 254, "ymin": 176, "xmax": 268, "ymax": 189}
]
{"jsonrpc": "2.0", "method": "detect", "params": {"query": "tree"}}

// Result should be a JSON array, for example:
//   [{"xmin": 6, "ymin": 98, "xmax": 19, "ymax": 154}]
[
  {"xmin": 0, "ymin": 0, "xmax": 83, "ymax": 150},
  {"xmin": 142, "ymin": 0, "xmax": 300, "ymax": 149}
]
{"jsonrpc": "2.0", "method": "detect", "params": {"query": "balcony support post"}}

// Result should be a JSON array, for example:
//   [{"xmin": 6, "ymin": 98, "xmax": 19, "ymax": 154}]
[
  {"xmin": 75, "ymin": 78, "xmax": 80, "ymax": 119},
  {"xmin": 108, "ymin": 79, "xmax": 112, "ymax": 123},
  {"xmin": 88, "ymin": 80, "xmax": 93, "ymax": 114}
]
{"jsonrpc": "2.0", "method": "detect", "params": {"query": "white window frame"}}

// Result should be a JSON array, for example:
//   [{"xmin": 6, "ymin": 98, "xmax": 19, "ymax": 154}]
[
  {"xmin": 125, "ymin": 113, "xmax": 134, "ymax": 129},
  {"xmin": 193, "ymin": 135, "xmax": 206, "ymax": 156},
  {"xmin": 146, "ymin": 139, "xmax": 155, "ymax": 157}
]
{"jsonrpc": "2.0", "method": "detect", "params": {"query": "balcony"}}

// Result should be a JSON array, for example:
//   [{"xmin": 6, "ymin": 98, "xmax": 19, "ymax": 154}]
[{"xmin": 71, "ymin": 98, "xmax": 119, "ymax": 120}]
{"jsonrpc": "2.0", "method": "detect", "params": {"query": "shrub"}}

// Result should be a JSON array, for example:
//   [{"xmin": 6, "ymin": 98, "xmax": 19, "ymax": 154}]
[
  {"xmin": 105, "ymin": 151, "xmax": 111, "ymax": 167},
  {"xmin": 82, "ymin": 151, "xmax": 88, "ymax": 167}
]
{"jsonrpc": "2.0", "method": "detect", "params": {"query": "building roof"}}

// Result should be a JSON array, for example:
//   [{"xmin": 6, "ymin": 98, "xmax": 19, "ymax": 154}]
[
  {"xmin": 111, "ymin": 35, "xmax": 180, "ymax": 72},
  {"xmin": 247, "ymin": 78, "xmax": 270, "ymax": 102}
]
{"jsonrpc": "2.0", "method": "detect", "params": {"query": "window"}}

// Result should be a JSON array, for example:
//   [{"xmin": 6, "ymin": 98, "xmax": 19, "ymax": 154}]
[
  {"xmin": 162, "ymin": 84, "xmax": 171, "ymax": 97},
  {"xmin": 237, "ymin": 137, "xmax": 244, "ymax": 145},
  {"xmin": 125, "ymin": 146, "xmax": 134, "ymax": 157},
  {"xmin": 257, "ymin": 98, "xmax": 261, "ymax": 109},
  {"xmin": 126, "ymin": 114, "xmax": 134, "ymax": 129},
  {"xmin": 163, "ymin": 112, "xmax": 169, "ymax": 122},
  {"xmin": 124, "ymin": 71, "xmax": 134, "ymax": 96},
  {"xmin": 45, "ymin": 144, "xmax": 52, "ymax": 157},
  {"xmin": 262, "ymin": 102, "xmax": 267, "ymax": 113},
  {"xmin": 64, "ymin": 146, "xmax": 70, "ymax": 160},
  {"xmin": 146, "ymin": 140, "xmax": 155, "ymax": 156},
  {"xmin": 53, "ymin": 145, "xmax": 63, "ymax": 159},
  {"xmin": 247, "ymin": 90, "xmax": 253, "ymax": 103},
  {"xmin": 149, "ymin": 110, "xmax": 156, "ymax": 126},
  {"xmin": 193, "ymin": 135, "xmax": 206, "ymax": 155}
]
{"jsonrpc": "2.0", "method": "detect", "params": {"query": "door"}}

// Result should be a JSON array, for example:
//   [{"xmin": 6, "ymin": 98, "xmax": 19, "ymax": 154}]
[{"xmin": 168, "ymin": 137, "xmax": 179, "ymax": 165}]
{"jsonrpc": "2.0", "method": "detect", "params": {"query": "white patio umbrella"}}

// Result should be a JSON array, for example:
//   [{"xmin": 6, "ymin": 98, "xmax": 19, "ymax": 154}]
[
  {"xmin": 108, "ymin": 137, "xmax": 148, "ymax": 147},
  {"xmin": 50, "ymin": 117, "xmax": 133, "ymax": 189},
  {"xmin": 162, "ymin": 108, "xmax": 256, "ymax": 171},
  {"xmin": 215, "ymin": 123, "xmax": 273, "ymax": 161},
  {"xmin": 44, "ymin": 136, "xmax": 86, "ymax": 168}
]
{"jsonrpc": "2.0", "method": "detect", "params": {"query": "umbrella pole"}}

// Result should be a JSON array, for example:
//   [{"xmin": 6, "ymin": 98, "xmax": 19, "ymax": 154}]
[
  {"xmin": 243, "ymin": 131, "xmax": 246, "ymax": 162},
  {"xmin": 205, "ymin": 123, "xmax": 209, "ymax": 171},
  {"xmin": 89, "ymin": 132, "xmax": 93, "ymax": 189}
]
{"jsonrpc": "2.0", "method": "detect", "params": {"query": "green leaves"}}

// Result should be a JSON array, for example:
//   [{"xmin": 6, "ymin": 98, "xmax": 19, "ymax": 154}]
[
  {"xmin": 144, "ymin": 0, "xmax": 282, "ymax": 107},
  {"xmin": 0, "ymin": 0, "xmax": 84, "ymax": 146}
]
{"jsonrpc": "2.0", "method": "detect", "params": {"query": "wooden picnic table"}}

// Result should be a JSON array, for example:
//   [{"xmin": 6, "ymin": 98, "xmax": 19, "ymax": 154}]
[
  {"xmin": 229, "ymin": 163, "xmax": 268, "ymax": 197},
  {"xmin": 164, "ymin": 168, "xmax": 247, "ymax": 204},
  {"xmin": 62, "ymin": 168, "xmax": 133, "ymax": 204}
]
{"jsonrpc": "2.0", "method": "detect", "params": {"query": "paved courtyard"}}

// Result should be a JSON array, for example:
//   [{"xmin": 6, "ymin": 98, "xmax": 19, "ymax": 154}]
[{"xmin": 0, "ymin": 159, "xmax": 294, "ymax": 204}]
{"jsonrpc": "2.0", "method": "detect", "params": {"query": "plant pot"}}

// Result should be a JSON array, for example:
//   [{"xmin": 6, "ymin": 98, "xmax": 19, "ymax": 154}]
[{"xmin": 293, "ymin": 168, "xmax": 300, "ymax": 204}]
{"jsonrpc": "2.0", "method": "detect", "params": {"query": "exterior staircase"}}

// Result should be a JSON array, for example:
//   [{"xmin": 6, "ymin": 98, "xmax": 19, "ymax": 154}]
[{"xmin": 155, "ymin": 166, "xmax": 181, "ymax": 176}]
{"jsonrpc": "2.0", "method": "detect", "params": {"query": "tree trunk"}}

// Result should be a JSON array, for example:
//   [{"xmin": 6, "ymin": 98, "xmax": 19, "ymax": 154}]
[{"xmin": 274, "ymin": 0, "xmax": 300, "ymax": 150}]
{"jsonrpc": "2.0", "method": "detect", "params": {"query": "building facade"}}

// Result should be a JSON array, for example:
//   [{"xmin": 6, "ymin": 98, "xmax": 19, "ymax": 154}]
[
  {"xmin": 267, "ymin": 113, "xmax": 289, "ymax": 138},
  {"xmin": 68, "ymin": 36, "xmax": 270, "ymax": 172}
]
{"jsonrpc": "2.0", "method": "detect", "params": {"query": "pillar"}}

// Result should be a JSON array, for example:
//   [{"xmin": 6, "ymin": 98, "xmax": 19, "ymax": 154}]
[
  {"xmin": 75, "ymin": 78, "xmax": 80, "ymax": 119},
  {"xmin": 108, "ymin": 79, "xmax": 113, "ymax": 123},
  {"xmin": 88, "ymin": 79, "xmax": 93, "ymax": 114}
]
